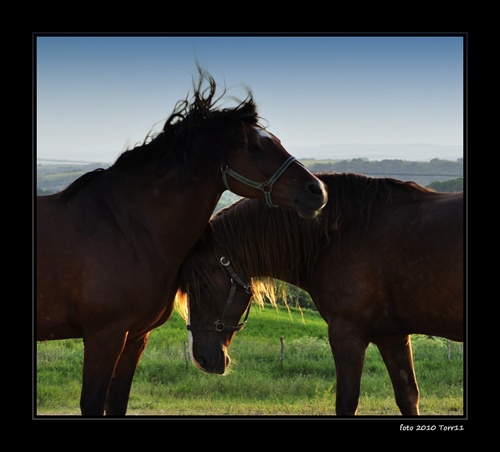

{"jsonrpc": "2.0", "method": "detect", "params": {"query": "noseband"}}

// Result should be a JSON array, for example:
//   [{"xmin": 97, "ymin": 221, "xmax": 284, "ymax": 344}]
[
  {"xmin": 221, "ymin": 155, "xmax": 296, "ymax": 207},
  {"xmin": 187, "ymin": 256, "xmax": 252, "ymax": 333}
]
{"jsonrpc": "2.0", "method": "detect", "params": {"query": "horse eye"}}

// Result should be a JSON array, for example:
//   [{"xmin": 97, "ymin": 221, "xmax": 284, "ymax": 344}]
[{"xmin": 248, "ymin": 143, "xmax": 260, "ymax": 153}]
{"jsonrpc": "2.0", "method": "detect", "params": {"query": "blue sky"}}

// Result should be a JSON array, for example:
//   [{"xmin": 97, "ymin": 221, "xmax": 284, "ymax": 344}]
[{"xmin": 35, "ymin": 34, "xmax": 465, "ymax": 163}]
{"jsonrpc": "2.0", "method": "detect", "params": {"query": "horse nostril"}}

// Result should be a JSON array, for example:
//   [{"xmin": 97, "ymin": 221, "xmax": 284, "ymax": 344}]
[{"xmin": 308, "ymin": 181, "xmax": 324, "ymax": 197}]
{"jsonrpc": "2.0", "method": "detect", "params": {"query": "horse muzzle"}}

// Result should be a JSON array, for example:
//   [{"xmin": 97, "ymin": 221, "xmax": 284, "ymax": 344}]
[
  {"xmin": 294, "ymin": 179, "xmax": 328, "ymax": 219},
  {"xmin": 192, "ymin": 347, "xmax": 231, "ymax": 375}
]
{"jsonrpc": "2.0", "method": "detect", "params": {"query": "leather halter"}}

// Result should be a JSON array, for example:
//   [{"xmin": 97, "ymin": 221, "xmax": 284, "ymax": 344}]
[
  {"xmin": 221, "ymin": 155, "xmax": 296, "ymax": 207},
  {"xmin": 187, "ymin": 256, "xmax": 252, "ymax": 333}
]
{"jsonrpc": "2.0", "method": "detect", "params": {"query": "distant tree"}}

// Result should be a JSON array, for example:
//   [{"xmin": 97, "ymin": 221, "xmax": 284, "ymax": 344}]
[
  {"xmin": 306, "ymin": 158, "xmax": 462, "ymax": 187},
  {"xmin": 427, "ymin": 178, "xmax": 463, "ymax": 192},
  {"xmin": 214, "ymin": 192, "xmax": 241, "ymax": 213},
  {"xmin": 37, "ymin": 188, "xmax": 54, "ymax": 196},
  {"xmin": 263, "ymin": 282, "xmax": 317, "ymax": 311}
]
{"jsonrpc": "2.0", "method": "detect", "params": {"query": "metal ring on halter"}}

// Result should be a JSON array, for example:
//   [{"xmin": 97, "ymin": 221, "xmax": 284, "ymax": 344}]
[{"xmin": 219, "ymin": 257, "xmax": 252, "ymax": 293}]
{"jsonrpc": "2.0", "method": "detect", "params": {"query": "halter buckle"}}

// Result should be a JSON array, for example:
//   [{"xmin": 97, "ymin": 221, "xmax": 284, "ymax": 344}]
[{"xmin": 214, "ymin": 320, "xmax": 225, "ymax": 332}]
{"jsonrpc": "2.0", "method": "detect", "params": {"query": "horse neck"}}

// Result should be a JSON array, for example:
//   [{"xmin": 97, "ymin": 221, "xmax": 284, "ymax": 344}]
[
  {"xmin": 213, "ymin": 202, "xmax": 321, "ymax": 289},
  {"xmin": 100, "ymin": 167, "xmax": 224, "ymax": 264}
]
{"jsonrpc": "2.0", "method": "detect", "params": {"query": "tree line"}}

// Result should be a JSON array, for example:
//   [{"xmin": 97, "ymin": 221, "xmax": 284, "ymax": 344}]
[
  {"xmin": 36, "ymin": 158, "xmax": 463, "ymax": 196},
  {"xmin": 307, "ymin": 157, "xmax": 463, "ymax": 188}
]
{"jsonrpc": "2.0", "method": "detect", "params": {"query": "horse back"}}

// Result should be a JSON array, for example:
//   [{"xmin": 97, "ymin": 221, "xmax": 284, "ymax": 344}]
[
  {"xmin": 312, "ymin": 191, "xmax": 463, "ymax": 342},
  {"xmin": 393, "ymin": 193, "xmax": 463, "ymax": 340}
]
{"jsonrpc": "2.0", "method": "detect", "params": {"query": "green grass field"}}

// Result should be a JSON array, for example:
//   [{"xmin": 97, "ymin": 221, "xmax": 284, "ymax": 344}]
[{"xmin": 35, "ymin": 305, "xmax": 464, "ymax": 417}]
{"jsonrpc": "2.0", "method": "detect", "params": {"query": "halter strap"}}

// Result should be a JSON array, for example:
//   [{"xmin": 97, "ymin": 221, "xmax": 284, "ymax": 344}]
[
  {"xmin": 221, "ymin": 155, "xmax": 297, "ymax": 207},
  {"xmin": 187, "ymin": 256, "xmax": 252, "ymax": 333},
  {"xmin": 219, "ymin": 256, "xmax": 251, "ymax": 293}
]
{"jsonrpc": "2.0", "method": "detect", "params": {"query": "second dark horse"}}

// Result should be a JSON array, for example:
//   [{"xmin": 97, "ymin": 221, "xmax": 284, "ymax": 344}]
[{"xmin": 178, "ymin": 172, "xmax": 463, "ymax": 416}]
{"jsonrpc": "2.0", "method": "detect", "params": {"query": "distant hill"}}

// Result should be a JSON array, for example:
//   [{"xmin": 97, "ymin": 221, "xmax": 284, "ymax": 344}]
[
  {"xmin": 303, "ymin": 157, "xmax": 463, "ymax": 188},
  {"xmin": 290, "ymin": 143, "xmax": 463, "ymax": 162}
]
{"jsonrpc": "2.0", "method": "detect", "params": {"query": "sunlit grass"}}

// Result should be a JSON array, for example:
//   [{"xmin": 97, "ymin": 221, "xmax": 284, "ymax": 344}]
[{"xmin": 35, "ymin": 307, "xmax": 464, "ymax": 417}]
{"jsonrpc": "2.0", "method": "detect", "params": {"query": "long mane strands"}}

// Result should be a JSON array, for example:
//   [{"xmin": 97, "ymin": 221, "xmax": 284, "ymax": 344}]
[
  {"xmin": 210, "ymin": 197, "xmax": 329, "ymax": 304},
  {"xmin": 208, "ymin": 172, "xmax": 434, "ymax": 306},
  {"xmin": 176, "ymin": 172, "xmax": 436, "ymax": 320},
  {"xmin": 174, "ymin": 289, "xmax": 188, "ymax": 322},
  {"xmin": 113, "ymin": 67, "xmax": 260, "ymax": 176}
]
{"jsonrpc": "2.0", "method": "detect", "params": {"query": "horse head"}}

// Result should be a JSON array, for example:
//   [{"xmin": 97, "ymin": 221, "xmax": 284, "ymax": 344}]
[
  {"xmin": 177, "ymin": 226, "xmax": 253, "ymax": 374},
  {"xmin": 161, "ymin": 67, "xmax": 327, "ymax": 218}
]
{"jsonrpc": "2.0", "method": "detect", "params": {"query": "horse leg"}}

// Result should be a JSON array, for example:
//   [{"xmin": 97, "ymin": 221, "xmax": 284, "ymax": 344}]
[
  {"xmin": 375, "ymin": 335, "xmax": 419, "ymax": 416},
  {"xmin": 328, "ymin": 323, "xmax": 368, "ymax": 416},
  {"xmin": 105, "ymin": 332, "xmax": 150, "ymax": 416},
  {"xmin": 80, "ymin": 329, "xmax": 128, "ymax": 416}
]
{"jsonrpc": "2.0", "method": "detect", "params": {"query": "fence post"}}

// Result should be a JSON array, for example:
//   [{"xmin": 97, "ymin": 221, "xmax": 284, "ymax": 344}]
[
  {"xmin": 447, "ymin": 339, "xmax": 451, "ymax": 360},
  {"xmin": 183, "ymin": 341, "xmax": 189, "ymax": 369},
  {"xmin": 280, "ymin": 336, "xmax": 285, "ymax": 368}
]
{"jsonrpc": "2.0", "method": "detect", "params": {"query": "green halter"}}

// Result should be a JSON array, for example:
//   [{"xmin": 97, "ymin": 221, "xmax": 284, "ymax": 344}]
[{"xmin": 221, "ymin": 155, "xmax": 297, "ymax": 207}]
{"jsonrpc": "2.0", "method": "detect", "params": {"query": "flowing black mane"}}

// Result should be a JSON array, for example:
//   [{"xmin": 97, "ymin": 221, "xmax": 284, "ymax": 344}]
[
  {"xmin": 59, "ymin": 67, "xmax": 259, "ymax": 201},
  {"xmin": 114, "ymin": 67, "xmax": 259, "ymax": 173},
  {"xmin": 177, "ymin": 172, "xmax": 439, "ymax": 308}
]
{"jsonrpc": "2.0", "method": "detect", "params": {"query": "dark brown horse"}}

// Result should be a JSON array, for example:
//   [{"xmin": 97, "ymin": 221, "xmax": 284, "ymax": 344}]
[
  {"xmin": 36, "ymin": 69, "xmax": 328, "ymax": 416},
  {"xmin": 176, "ymin": 172, "xmax": 464, "ymax": 416}
]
